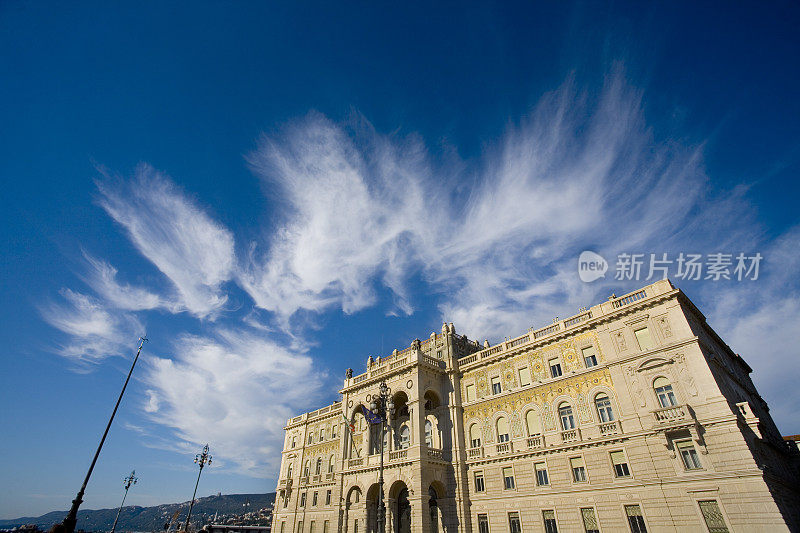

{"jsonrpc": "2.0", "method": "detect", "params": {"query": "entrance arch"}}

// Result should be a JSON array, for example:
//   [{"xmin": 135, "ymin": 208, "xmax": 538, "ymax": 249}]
[{"xmin": 388, "ymin": 480, "xmax": 410, "ymax": 533}]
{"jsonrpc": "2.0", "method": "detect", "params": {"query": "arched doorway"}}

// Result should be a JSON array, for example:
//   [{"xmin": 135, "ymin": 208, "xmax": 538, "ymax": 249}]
[
  {"xmin": 396, "ymin": 488, "xmax": 411, "ymax": 533},
  {"xmin": 428, "ymin": 486, "xmax": 438, "ymax": 533}
]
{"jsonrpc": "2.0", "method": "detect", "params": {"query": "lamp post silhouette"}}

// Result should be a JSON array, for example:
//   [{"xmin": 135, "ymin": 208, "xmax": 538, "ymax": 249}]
[
  {"xmin": 110, "ymin": 471, "xmax": 137, "ymax": 533},
  {"xmin": 59, "ymin": 337, "xmax": 147, "ymax": 533},
  {"xmin": 183, "ymin": 444, "xmax": 212, "ymax": 533},
  {"xmin": 369, "ymin": 382, "xmax": 395, "ymax": 533}
]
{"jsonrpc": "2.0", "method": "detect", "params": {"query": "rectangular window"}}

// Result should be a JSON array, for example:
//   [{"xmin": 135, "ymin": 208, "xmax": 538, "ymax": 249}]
[
  {"xmin": 466, "ymin": 383, "xmax": 476, "ymax": 402},
  {"xmin": 582, "ymin": 346, "xmax": 598, "ymax": 367},
  {"xmin": 549, "ymin": 358, "xmax": 562, "ymax": 378},
  {"xmin": 611, "ymin": 450, "xmax": 631, "ymax": 477},
  {"xmin": 625, "ymin": 504, "xmax": 647, "ymax": 533},
  {"xmin": 508, "ymin": 512, "xmax": 522, "ymax": 533},
  {"xmin": 312, "ymin": 491, "xmax": 318, "ymax": 506},
  {"xmin": 320, "ymin": 428, "xmax": 325, "ymax": 441},
  {"xmin": 491, "ymin": 376, "xmax": 502, "ymax": 394},
  {"xmin": 353, "ymin": 520, "xmax": 358, "ymax": 533},
  {"xmin": 503, "ymin": 466, "xmax": 515, "ymax": 489},
  {"xmin": 677, "ymin": 441, "xmax": 702, "ymax": 470},
  {"xmin": 634, "ymin": 327, "xmax": 653, "ymax": 350},
  {"xmin": 542, "ymin": 510, "xmax": 558, "ymax": 533},
  {"xmin": 570, "ymin": 456, "xmax": 587, "ymax": 482},
  {"xmin": 300, "ymin": 492, "xmax": 306, "ymax": 507},
  {"xmin": 323, "ymin": 521, "xmax": 329, "ymax": 533},
  {"xmin": 581, "ymin": 508, "xmax": 599, "ymax": 533},
  {"xmin": 309, "ymin": 521, "xmax": 315, "ymax": 533},
  {"xmin": 326, "ymin": 489, "xmax": 332, "ymax": 505},
  {"xmin": 298, "ymin": 521, "xmax": 303, "ymax": 533},
  {"xmin": 698, "ymin": 500, "xmax": 729, "ymax": 533},
  {"xmin": 518, "ymin": 366, "xmax": 531, "ymax": 386},
  {"xmin": 308, "ymin": 433, "xmax": 313, "ymax": 444},
  {"xmin": 474, "ymin": 471, "xmax": 485, "ymax": 492},
  {"xmin": 280, "ymin": 523, "xmax": 285, "ymax": 533},
  {"xmin": 534, "ymin": 462, "xmax": 549, "ymax": 486},
  {"xmin": 477, "ymin": 514, "xmax": 490, "ymax": 533},
  {"xmin": 332, "ymin": 425, "xmax": 337, "ymax": 438}
]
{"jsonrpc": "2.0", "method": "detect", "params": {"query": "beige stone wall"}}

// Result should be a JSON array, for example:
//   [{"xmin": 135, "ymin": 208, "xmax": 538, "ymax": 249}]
[{"xmin": 272, "ymin": 280, "xmax": 800, "ymax": 533}]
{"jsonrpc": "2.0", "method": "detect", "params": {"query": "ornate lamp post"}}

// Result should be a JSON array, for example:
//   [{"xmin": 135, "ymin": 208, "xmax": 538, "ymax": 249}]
[
  {"xmin": 183, "ymin": 444, "xmax": 212, "ymax": 533},
  {"xmin": 369, "ymin": 382, "xmax": 395, "ymax": 533},
  {"xmin": 110, "ymin": 471, "xmax": 138, "ymax": 533},
  {"xmin": 60, "ymin": 337, "xmax": 147, "ymax": 533}
]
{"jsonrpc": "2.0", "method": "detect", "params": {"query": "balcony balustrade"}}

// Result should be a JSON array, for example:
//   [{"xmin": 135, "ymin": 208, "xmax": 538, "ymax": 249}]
[
  {"xmin": 427, "ymin": 448, "xmax": 443, "ymax": 460},
  {"xmin": 526, "ymin": 435, "xmax": 545, "ymax": 449},
  {"xmin": 347, "ymin": 458, "xmax": 363, "ymax": 468},
  {"xmin": 560, "ymin": 428, "xmax": 581, "ymax": 443},
  {"xmin": 653, "ymin": 404, "xmax": 690, "ymax": 425},
  {"xmin": 467, "ymin": 446, "xmax": 483, "ymax": 459},
  {"xmin": 495, "ymin": 442, "xmax": 514, "ymax": 454},
  {"xmin": 389, "ymin": 449, "xmax": 408, "ymax": 461},
  {"xmin": 598, "ymin": 420, "xmax": 622, "ymax": 436}
]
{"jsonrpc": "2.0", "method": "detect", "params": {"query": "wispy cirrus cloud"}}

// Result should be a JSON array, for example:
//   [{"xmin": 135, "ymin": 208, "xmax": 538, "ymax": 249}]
[
  {"xmin": 40, "ymin": 288, "xmax": 143, "ymax": 364},
  {"xmin": 80, "ymin": 253, "xmax": 166, "ymax": 312},
  {"xmin": 96, "ymin": 164, "xmax": 236, "ymax": 319},
  {"xmin": 142, "ymin": 328, "xmax": 325, "ymax": 474}
]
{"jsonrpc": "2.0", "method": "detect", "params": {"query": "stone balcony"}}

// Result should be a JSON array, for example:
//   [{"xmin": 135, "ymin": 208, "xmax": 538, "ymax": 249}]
[
  {"xmin": 653, "ymin": 404, "xmax": 692, "ymax": 426},
  {"xmin": 598, "ymin": 420, "xmax": 622, "ymax": 437},
  {"xmin": 526, "ymin": 435, "xmax": 546, "ymax": 449},
  {"xmin": 467, "ymin": 446, "xmax": 484, "ymax": 459},
  {"xmin": 495, "ymin": 441, "xmax": 514, "ymax": 454},
  {"xmin": 560, "ymin": 428, "xmax": 582, "ymax": 443}
]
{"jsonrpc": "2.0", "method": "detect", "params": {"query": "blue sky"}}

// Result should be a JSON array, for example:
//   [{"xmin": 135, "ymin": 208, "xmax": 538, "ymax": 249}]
[{"xmin": 2, "ymin": 1, "xmax": 799, "ymax": 519}]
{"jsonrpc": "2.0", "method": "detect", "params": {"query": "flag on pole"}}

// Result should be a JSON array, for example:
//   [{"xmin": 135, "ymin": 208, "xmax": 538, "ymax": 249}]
[
  {"xmin": 342, "ymin": 411, "xmax": 355, "ymax": 434},
  {"xmin": 361, "ymin": 404, "xmax": 383, "ymax": 424}
]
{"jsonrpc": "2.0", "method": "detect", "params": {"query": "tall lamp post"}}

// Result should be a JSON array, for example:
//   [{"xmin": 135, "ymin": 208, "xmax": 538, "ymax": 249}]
[
  {"xmin": 110, "ymin": 471, "xmax": 138, "ymax": 533},
  {"xmin": 369, "ymin": 382, "xmax": 395, "ymax": 533},
  {"xmin": 183, "ymin": 444, "xmax": 212, "ymax": 533},
  {"xmin": 60, "ymin": 337, "xmax": 147, "ymax": 533}
]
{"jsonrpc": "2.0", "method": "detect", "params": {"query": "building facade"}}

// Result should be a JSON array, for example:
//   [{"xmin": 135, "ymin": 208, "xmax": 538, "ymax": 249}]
[{"xmin": 272, "ymin": 280, "xmax": 800, "ymax": 533}]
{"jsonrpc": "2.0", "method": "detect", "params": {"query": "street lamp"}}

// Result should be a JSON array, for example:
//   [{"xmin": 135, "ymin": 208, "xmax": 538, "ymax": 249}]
[
  {"xmin": 369, "ymin": 381, "xmax": 395, "ymax": 533},
  {"xmin": 59, "ymin": 337, "xmax": 148, "ymax": 533},
  {"xmin": 110, "ymin": 471, "xmax": 138, "ymax": 533},
  {"xmin": 183, "ymin": 444, "xmax": 212, "ymax": 533}
]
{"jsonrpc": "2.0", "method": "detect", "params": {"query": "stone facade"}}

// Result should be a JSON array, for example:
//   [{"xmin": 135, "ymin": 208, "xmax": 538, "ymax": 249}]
[{"xmin": 272, "ymin": 279, "xmax": 800, "ymax": 532}]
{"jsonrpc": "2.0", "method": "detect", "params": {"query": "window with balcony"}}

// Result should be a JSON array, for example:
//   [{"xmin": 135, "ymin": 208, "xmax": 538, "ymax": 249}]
[
  {"xmin": 581, "ymin": 508, "xmax": 599, "ymax": 533},
  {"xmin": 508, "ymin": 512, "xmax": 522, "ymax": 533},
  {"xmin": 634, "ymin": 327, "xmax": 654, "ymax": 351},
  {"xmin": 469, "ymin": 423, "xmax": 482, "ymax": 448},
  {"xmin": 549, "ymin": 358, "xmax": 562, "ymax": 378},
  {"xmin": 698, "ymin": 500, "xmax": 729, "ymax": 533},
  {"xmin": 425, "ymin": 420, "xmax": 434, "ymax": 447},
  {"xmin": 595, "ymin": 394, "xmax": 615, "ymax": 422},
  {"xmin": 496, "ymin": 417, "xmax": 510, "ymax": 443},
  {"xmin": 582, "ymin": 346, "xmax": 598, "ymax": 367},
  {"xmin": 518, "ymin": 366, "xmax": 531, "ymax": 386},
  {"xmin": 558, "ymin": 403, "xmax": 575, "ymax": 430},
  {"xmin": 542, "ymin": 510, "xmax": 558, "ymax": 533},
  {"xmin": 491, "ymin": 376, "xmax": 502, "ymax": 394},
  {"xmin": 399, "ymin": 425, "xmax": 410, "ymax": 449},
  {"xmin": 474, "ymin": 471, "xmax": 485, "ymax": 492},
  {"xmin": 477, "ymin": 514, "xmax": 490, "ymax": 533},
  {"xmin": 677, "ymin": 440, "xmax": 702, "ymax": 470},
  {"xmin": 654, "ymin": 377, "xmax": 677, "ymax": 407},
  {"xmin": 502, "ymin": 466, "xmax": 515, "ymax": 489},
  {"xmin": 611, "ymin": 450, "xmax": 631, "ymax": 477},
  {"xmin": 526, "ymin": 409, "xmax": 542, "ymax": 436},
  {"xmin": 570, "ymin": 456, "xmax": 587, "ymax": 482},
  {"xmin": 624, "ymin": 504, "xmax": 647, "ymax": 533},
  {"xmin": 534, "ymin": 462, "xmax": 549, "ymax": 486}
]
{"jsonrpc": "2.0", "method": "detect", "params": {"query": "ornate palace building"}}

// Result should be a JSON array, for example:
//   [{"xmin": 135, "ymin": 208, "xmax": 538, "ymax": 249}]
[{"xmin": 272, "ymin": 280, "xmax": 800, "ymax": 532}]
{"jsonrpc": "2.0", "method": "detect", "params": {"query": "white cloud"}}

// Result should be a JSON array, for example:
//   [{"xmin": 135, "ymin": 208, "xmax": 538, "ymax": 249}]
[
  {"xmin": 96, "ymin": 164, "xmax": 236, "ymax": 319},
  {"xmin": 81, "ymin": 253, "xmax": 166, "ymax": 311},
  {"xmin": 142, "ymin": 328, "xmax": 326, "ymax": 474},
  {"xmin": 40, "ymin": 288, "xmax": 143, "ymax": 363}
]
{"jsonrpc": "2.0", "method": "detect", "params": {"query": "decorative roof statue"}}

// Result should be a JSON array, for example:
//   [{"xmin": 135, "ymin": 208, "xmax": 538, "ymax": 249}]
[{"xmin": 346, "ymin": 368, "xmax": 353, "ymax": 379}]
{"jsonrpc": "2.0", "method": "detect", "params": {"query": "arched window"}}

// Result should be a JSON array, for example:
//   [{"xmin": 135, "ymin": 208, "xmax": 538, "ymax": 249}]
[
  {"xmin": 303, "ymin": 460, "xmax": 310, "ymax": 477},
  {"xmin": 315, "ymin": 457, "xmax": 322, "ymax": 475},
  {"xmin": 328, "ymin": 454, "xmax": 335, "ymax": 473},
  {"xmin": 559, "ymin": 403, "xmax": 575, "ymax": 430},
  {"xmin": 425, "ymin": 420, "xmax": 434, "ymax": 447},
  {"xmin": 654, "ymin": 377, "xmax": 677, "ymax": 407},
  {"xmin": 526, "ymin": 410, "xmax": 541, "ymax": 436},
  {"xmin": 595, "ymin": 394, "xmax": 615, "ymax": 422},
  {"xmin": 332, "ymin": 424, "xmax": 337, "ymax": 438},
  {"xmin": 469, "ymin": 423, "xmax": 482, "ymax": 448},
  {"xmin": 291, "ymin": 435, "xmax": 296, "ymax": 448},
  {"xmin": 399, "ymin": 425, "xmax": 410, "ymax": 449},
  {"xmin": 496, "ymin": 416, "xmax": 509, "ymax": 443},
  {"xmin": 287, "ymin": 463, "xmax": 293, "ymax": 479}
]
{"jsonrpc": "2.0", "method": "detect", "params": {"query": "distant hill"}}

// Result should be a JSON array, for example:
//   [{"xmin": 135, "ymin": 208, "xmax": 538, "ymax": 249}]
[{"xmin": 0, "ymin": 493, "xmax": 275, "ymax": 532}]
